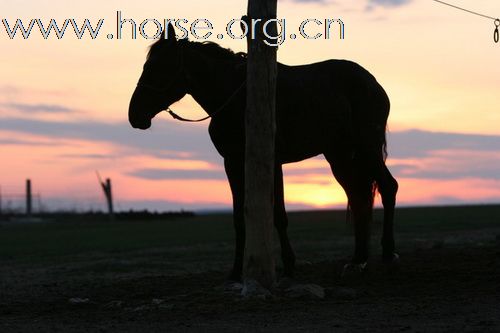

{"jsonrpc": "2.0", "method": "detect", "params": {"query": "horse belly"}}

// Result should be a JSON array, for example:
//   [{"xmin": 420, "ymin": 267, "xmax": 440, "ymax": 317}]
[
  {"xmin": 275, "ymin": 120, "xmax": 329, "ymax": 164},
  {"xmin": 275, "ymin": 104, "xmax": 351, "ymax": 164}
]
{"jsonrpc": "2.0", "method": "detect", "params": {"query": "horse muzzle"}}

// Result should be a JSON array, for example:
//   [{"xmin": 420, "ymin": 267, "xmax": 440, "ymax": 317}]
[
  {"xmin": 129, "ymin": 115, "xmax": 152, "ymax": 130},
  {"xmin": 128, "ymin": 89, "xmax": 155, "ymax": 130}
]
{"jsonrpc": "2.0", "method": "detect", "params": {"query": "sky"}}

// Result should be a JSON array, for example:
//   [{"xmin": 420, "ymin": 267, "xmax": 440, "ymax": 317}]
[{"xmin": 1, "ymin": 0, "xmax": 499, "ymax": 212}]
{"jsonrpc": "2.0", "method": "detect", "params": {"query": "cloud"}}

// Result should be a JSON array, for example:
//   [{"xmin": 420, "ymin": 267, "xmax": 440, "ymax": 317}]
[
  {"xmin": 365, "ymin": 0, "xmax": 412, "ymax": 12},
  {"xmin": 386, "ymin": 130, "xmax": 500, "ymax": 181},
  {"xmin": 57, "ymin": 153, "xmax": 117, "ymax": 159},
  {"xmin": 0, "ymin": 116, "xmax": 219, "ymax": 163},
  {"xmin": 129, "ymin": 168, "xmax": 226, "ymax": 180},
  {"xmin": 287, "ymin": 0, "xmax": 413, "ymax": 16},
  {"xmin": 0, "ymin": 85, "xmax": 21, "ymax": 95},
  {"xmin": 390, "ymin": 156, "xmax": 500, "ymax": 180},
  {"xmin": 367, "ymin": 0, "xmax": 412, "ymax": 8},
  {"xmin": 0, "ymin": 137, "xmax": 59, "ymax": 146},
  {"xmin": 387, "ymin": 129, "xmax": 500, "ymax": 159},
  {"xmin": 2, "ymin": 102, "xmax": 75, "ymax": 113},
  {"xmin": 2, "ymin": 116, "xmax": 500, "ymax": 184},
  {"xmin": 288, "ymin": 0, "xmax": 330, "ymax": 3}
]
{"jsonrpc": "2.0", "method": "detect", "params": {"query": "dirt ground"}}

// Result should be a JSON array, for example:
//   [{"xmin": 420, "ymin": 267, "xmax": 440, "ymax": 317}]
[
  {"xmin": 2, "ymin": 244, "xmax": 499, "ymax": 332},
  {"xmin": 1, "ymin": 210, "xmax": 499, "ymax": 332}
]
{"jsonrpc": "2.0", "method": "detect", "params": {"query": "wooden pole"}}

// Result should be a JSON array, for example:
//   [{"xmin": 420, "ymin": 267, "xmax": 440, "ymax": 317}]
[
  {"xmin": 97, "ymin": 171, "xmax": 115, "ymax": 220},
  {"xmin": 105, "ymin": 178, "xmax": 114, "ymax": 219},
  {"xmin": 0, "ymin": 186, "xmax": 3, "ymax": 216},
  {"xmin": 26, "ymin": 179, "xmax": 32, "ymax": 216},
  {"xmin": 244, "ymin": 0, "xmax": 278, "ymax": 288}
]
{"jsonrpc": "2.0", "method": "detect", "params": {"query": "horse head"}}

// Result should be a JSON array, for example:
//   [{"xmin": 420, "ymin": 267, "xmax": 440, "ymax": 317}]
[{"xmin": 129, "ymin": 23, "xmax": 187, "ymax": 129}]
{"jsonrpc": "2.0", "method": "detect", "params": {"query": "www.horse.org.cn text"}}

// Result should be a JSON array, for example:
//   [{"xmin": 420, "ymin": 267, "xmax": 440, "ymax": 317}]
[{"xmin": 1, "ymin": 12, "xmax": 345, "ymax": 46}]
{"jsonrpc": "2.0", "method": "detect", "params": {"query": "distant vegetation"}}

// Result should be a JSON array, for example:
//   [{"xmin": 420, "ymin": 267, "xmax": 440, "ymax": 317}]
[{"xmin": 0, "ymin": 209, "xmax": 195, "ymax": 222}]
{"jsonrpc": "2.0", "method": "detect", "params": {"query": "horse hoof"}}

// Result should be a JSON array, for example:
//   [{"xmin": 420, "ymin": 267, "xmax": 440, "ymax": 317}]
[
  {"xmin": 223, "ymin": 280, "xmax": 244, "ymax": 293},
  {"xmin": 383, "ymin": 252, "xmax": 400, "ymax": 265},
  {"xmin": 382, "ymin": 253, "xmax": 400, "ymax": 272},
  {"xmin": 341, "ymin": 262, "xmax": 367, "ymax": 278}
]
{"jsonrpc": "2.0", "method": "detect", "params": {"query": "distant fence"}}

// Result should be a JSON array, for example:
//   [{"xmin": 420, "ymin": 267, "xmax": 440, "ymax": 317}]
[
  {"xmin": 0, "ymin": 193, "xmax": 112, "ymax": 215},
  {"xmin": 0, "ymin": 178, "xmax": 110, "ymax": 217},
  {"xmin": 0, "ymin": 177, "xmax": 181, "ymax": 218},
  {"xmin": 0, "ymin": 192, "xmax": 43, "ymax": 215}
]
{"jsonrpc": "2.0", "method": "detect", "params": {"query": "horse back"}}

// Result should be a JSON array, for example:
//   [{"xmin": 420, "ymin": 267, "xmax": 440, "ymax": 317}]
[
  {"xmin": 274, "ymin": 60, "xmax": 390, "ymax": 162},
  {"xmin": 209, "ymin": 59, "xmax": 390, "ymax": 163}
]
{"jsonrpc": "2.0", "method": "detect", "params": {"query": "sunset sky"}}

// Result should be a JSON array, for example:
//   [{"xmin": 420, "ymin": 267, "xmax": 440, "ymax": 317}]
[{"xmin": 1, "ymin": 0, "xmax": 499, "ymax": 212}]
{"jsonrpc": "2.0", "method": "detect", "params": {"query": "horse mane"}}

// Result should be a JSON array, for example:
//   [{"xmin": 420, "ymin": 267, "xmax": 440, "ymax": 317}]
[
  {"xmin": 148, "ymin": 38, "xmax": 247, "ymax": 64},
  {"xmin": 187, "ymin": 40, "xmax": 247, "ymax": 62}
]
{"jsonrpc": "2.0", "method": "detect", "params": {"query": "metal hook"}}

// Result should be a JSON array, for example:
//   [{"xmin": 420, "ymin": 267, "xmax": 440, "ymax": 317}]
[{"xmin": 495, "ymin": 19, "xmax": 500, "ymax": 43}]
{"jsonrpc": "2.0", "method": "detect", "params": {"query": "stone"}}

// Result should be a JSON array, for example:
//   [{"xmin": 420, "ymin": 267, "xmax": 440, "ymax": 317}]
[
  {"xmin": 103, "ymin": 300, "xmax": 123, "ymax": 309},
  {"xmin": 151, "ymin": 298, "xmax": 164, "ymax": 305},
  {"xmin": 341, "ymin": 262, "xmax": 367, "ymax": 278},
  {"xmin": 68, "ymin": 297, "xmax": 90, "ymax": 305},
  {"xmin": 223, "ymin": 281, "xmax": 244, "ymax": 293},
  {"xmin": 241, "ymin": 279, "xmax": 272, "ymax": 298},
  {"xmin": 285, "ymin": 284, "xmax": 325, "ymax": 300}
]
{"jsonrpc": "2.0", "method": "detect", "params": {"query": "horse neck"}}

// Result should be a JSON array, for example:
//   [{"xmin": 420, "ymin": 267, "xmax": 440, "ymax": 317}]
[{"xmin": 183, "ymin": 44, "xmax": 245, "ymax": 115}]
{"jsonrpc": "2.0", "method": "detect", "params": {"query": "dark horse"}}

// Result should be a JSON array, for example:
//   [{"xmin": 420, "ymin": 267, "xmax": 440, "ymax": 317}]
[{"xmin": 129, "ymin": 24, "xmax": 399, "ymax": 281}]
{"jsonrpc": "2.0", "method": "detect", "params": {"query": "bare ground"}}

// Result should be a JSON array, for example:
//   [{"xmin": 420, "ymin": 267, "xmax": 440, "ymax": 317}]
[{"xmin": 1, "ymin": 239, "xmax": 499, "ymax": 332}]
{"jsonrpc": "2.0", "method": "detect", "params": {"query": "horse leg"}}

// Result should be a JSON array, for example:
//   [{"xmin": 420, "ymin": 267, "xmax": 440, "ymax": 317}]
[
  {"xmin": 224, "ymin": 158, "xmax": 245, "ymax": 282},
  {"xmin": 274, "ymin": 165, "xmax": 296, "ymax": 277},
  {"xmin": 326, "ymin": 153, "xmax": 374, "ymax": 269},
  {"xmin": 348, "ymin": 178, "xmax": 374, "ymax": 266},
  {"xmin": 375, "ymin": 163, "xmax": 399, "ymax": 263}
]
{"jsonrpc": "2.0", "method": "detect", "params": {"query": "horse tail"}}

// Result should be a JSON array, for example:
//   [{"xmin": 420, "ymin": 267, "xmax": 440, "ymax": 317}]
[
  {"xmin": 381, "ymin": 125, "xmax": 388, "ymax": 162},
  {"xmin": 379, "ymin": 84, "xmax": 390, "ymax": 162},
  {"xmin": 366, "ymin": 83, "xmax": 390, "ymax": 211},
  {"xmin": 345, "ymin": 127, "xmax": 383, "ymax": 225},
  {"xmin": 345, "ymin": 79, "xmax": 390, "ymax": 224},
  {"xmin": 372, "ymin": 85, "xmax": 391, "ymax": 204}
]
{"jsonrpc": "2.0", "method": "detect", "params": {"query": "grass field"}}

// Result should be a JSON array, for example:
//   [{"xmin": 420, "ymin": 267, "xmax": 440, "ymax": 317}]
[{"xmin": 1, "ymin": 205, "xmax": 499, "ymax": 332}]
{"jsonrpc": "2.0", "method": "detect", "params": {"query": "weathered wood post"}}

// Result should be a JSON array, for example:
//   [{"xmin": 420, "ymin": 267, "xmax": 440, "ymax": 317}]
[
  {"xmin": 26, "ymin": 179, "xmax": 32, "ymax": 217},
  {"xmin": 97, "ymin": 172, "xmax": 114, "ymax": 220},
  {"xmin": 243, "ymin": 0, "xmax": 278, "ymax": 289},
  {"xmin": 102, "ymin": 178, "xmax": 114, "ymax": 220}
]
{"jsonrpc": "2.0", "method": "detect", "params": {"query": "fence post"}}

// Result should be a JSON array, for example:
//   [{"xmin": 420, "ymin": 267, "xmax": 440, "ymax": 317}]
[
  {"xmin": 0, "ymin": 186, "xmax": 3, "ymax": 216},
  {"xmin": 97, "ymin": 172, "xmax": 115, "ymax": 220},
  {"xmin": 105, "ymin": 178, "xmax": 114, "ymax": 219},
  {"xmin": 26, "ymin": 179, "xmax": 32, "ymax": 217}
]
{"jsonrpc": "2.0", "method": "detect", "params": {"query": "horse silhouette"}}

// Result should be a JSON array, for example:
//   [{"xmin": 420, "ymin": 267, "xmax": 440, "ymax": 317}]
[{"xmin": 129, "ymin": 23, "xmax": 399, "ymax": 281}]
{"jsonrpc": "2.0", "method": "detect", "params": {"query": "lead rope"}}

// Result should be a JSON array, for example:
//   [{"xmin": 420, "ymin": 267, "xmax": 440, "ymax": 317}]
[{"xmin": 165, "ymin": 79, "xmax": 246, "ymax": 122}]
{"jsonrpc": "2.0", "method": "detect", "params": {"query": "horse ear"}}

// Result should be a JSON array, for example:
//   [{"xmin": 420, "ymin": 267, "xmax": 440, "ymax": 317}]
[{"xmin": 165, "ymin": 22, "xmax": 177, "ymax": 44}]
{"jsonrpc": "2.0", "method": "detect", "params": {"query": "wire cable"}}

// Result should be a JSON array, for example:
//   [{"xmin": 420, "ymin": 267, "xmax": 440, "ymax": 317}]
[
  {"xmin": 432, "ymin": 0, "xmax": 497, "ymax": 21},
  {"xmin": 432, "ymin": 0, "xmax": 499, "ymax": 42}
]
